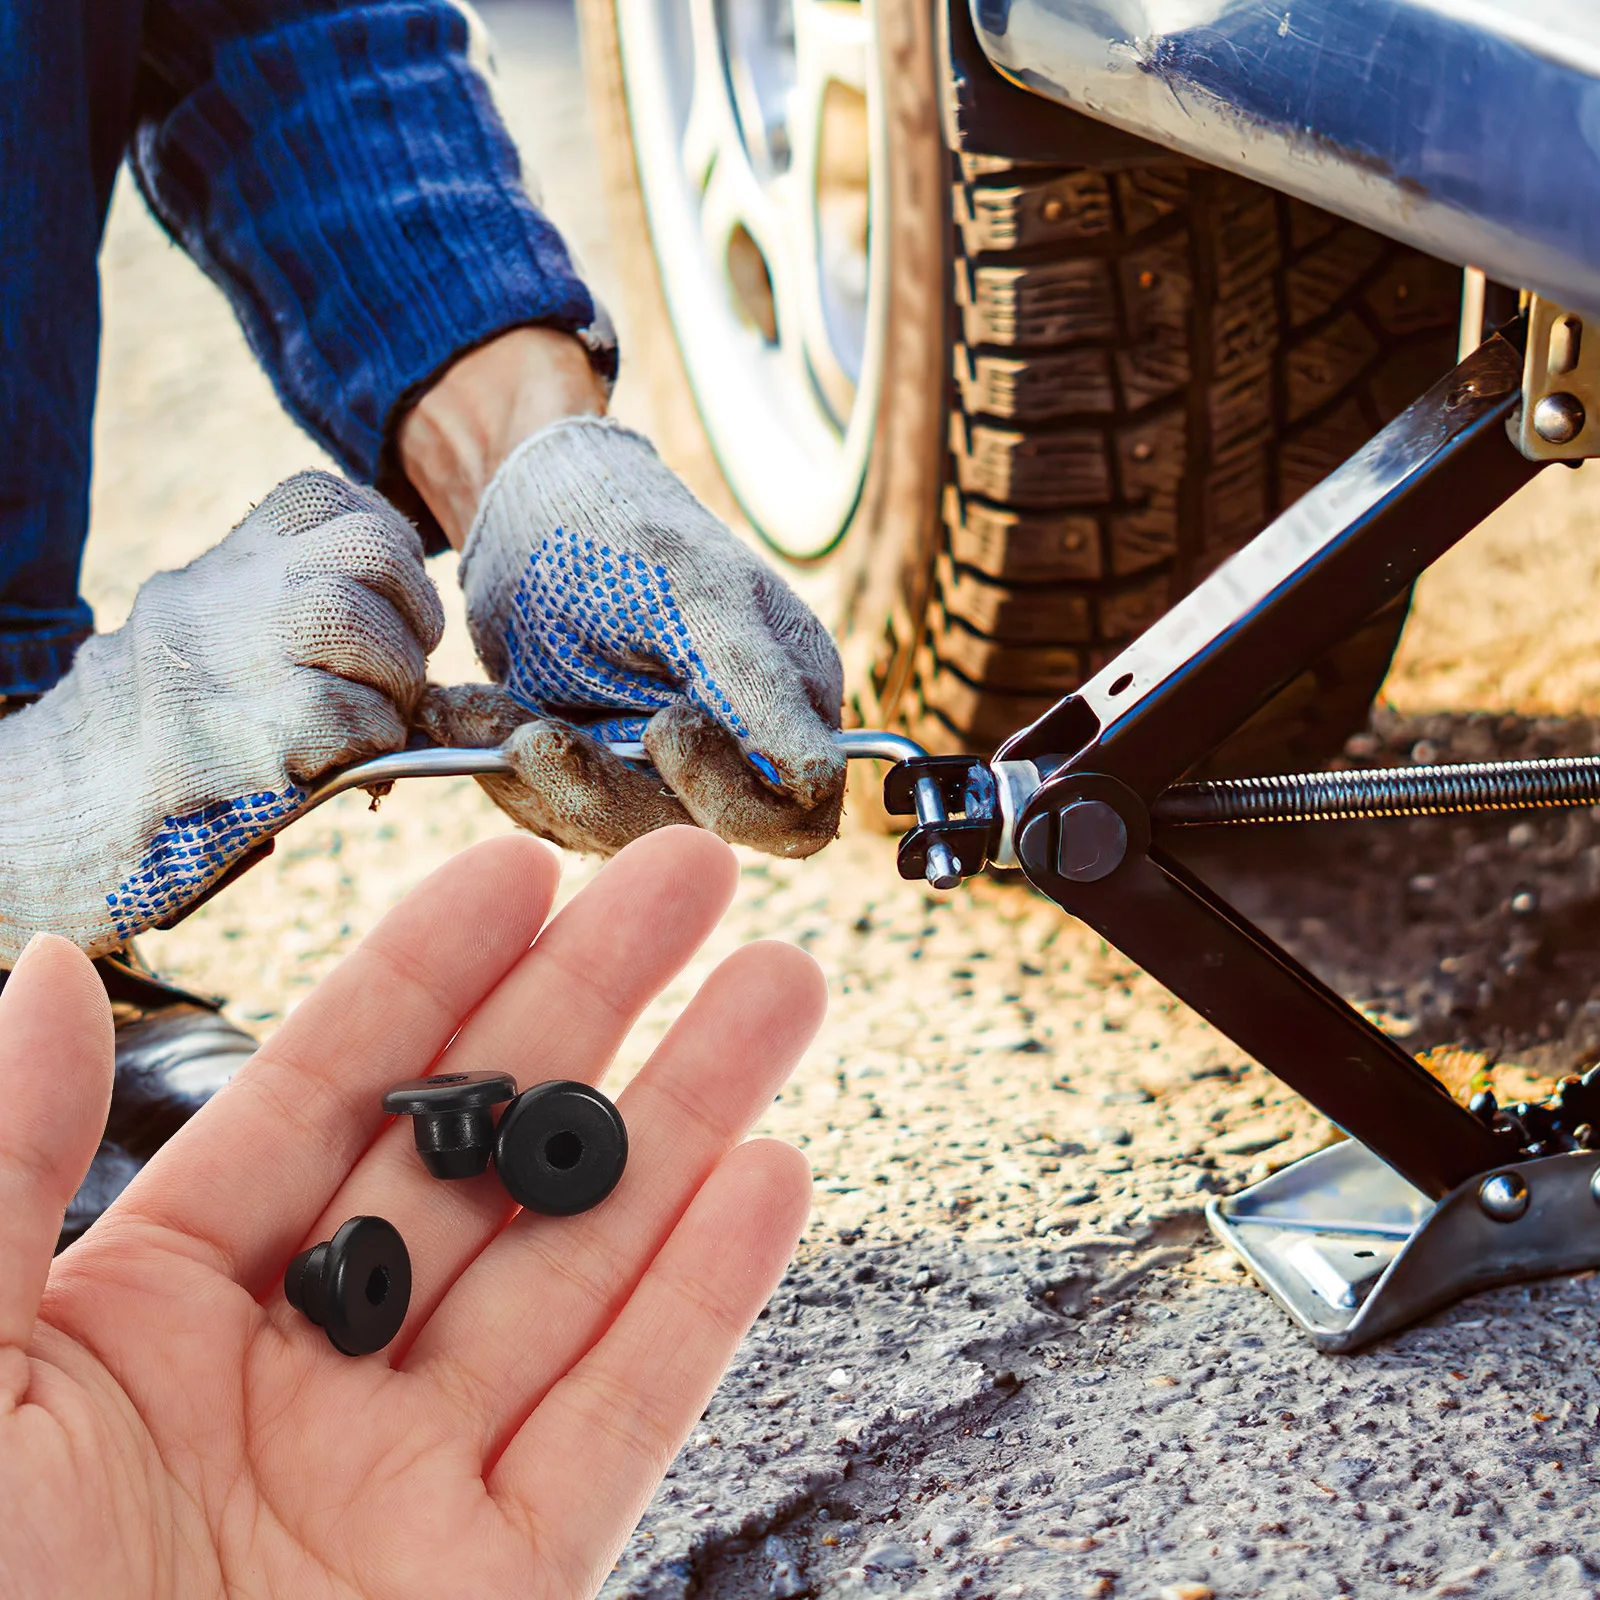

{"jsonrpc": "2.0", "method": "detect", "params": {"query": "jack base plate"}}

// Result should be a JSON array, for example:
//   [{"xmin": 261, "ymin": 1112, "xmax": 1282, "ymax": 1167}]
[{"xmin": 1206, "ymin": 1139, "xmax": 1600, "ymax": 1351}]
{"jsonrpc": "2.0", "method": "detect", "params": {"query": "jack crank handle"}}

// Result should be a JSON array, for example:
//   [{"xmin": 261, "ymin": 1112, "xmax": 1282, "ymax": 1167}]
[{"xmin": 306, "ymin": 728, "xmax": 932, "ymax": 811}]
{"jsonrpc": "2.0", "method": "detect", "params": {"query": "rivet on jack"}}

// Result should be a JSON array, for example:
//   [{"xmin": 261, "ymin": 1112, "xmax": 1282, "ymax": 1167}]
[
  {"xmin": 1533, "ymin": 392, "xmax": 1586, "ymax": 445},
  {"xmin": 1478, "ymin": 1171, "xmax": 1529, "ymax": 1223}
]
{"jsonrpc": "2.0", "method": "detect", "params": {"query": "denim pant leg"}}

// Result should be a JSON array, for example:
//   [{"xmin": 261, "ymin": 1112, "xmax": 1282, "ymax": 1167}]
[{"xmin": 0, "ymin": 0, "xmax": 144, "ymax": 695}]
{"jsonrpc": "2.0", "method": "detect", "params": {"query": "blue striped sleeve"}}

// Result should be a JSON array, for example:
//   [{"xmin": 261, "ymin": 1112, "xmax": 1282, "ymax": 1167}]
[{"xmin": 130, "ymin": 0, "xmax": 613, "ymax": 528}]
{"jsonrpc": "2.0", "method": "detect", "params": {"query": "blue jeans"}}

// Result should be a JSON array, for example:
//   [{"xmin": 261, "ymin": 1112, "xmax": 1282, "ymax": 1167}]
[{"xmin": 0, "ymin": 0, "xmax": 139, "ymax": 692}]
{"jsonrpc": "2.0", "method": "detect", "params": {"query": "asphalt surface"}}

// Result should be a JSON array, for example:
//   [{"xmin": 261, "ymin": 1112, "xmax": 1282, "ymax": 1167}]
[{"xmin": 88, "ymin": 3, "xmax": 1600, "ymax": 1594}]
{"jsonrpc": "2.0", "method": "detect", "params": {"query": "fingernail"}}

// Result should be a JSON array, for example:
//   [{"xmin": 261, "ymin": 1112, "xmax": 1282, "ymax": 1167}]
[{"xmin": 748, "ymin": 751, "xmax": 781, "ymax": 786}]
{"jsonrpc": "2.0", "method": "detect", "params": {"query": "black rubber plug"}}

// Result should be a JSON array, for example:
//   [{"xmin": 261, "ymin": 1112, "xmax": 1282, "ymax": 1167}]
[
  {"xmin": 285, "ymin": 1215, "xmax": 412, "ymax": 1356},
  {"xmin": 493, "ymin": 1081, "xmax": 628, "ymax": 1216},
  {"xmin": 382, "ymin": 1071, "xmax": 517, "ymax": 1178}
]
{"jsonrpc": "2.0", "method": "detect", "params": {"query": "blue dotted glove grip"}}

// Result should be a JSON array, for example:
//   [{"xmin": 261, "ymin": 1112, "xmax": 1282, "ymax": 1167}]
[
  {"xmin": 106, "ymin": 785, "xmax": 306, "ymax": 938},
  {"xmin": 502, "ymin": 528, "xmax": 753, "ymax": 747}
]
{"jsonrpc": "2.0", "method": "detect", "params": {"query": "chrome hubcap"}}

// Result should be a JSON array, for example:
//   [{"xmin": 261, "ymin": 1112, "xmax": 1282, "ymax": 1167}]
[{"xmin": 616, "ymin": 0, "xmax": 884, "ymax": 559}]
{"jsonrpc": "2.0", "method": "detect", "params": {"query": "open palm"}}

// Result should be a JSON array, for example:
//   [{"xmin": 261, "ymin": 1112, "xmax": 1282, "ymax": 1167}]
[{"xmin": 0, "ymin": 828, "xmax": 819, "ymax": 1598}]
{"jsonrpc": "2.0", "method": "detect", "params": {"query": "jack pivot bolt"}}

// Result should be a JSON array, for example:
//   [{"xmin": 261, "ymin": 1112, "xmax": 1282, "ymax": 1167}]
[
  {"xmin": 494, "ymin": 1080, "xmax": 629, "ymax": 1216},
  {"xmin": 1056, "ymin": 799, "xmax": 1128, "ymax": 883},
  {"xmin": 924, "ymin": 841, "xmax": 963, "ymax": 892},
  {"xmin": 383, "ymin": 1071, "xmax": 517, "ymax": 1179},
  {"xmin": 285, "ymin": 1215, "xmax": 411, "ymax": 1356}
]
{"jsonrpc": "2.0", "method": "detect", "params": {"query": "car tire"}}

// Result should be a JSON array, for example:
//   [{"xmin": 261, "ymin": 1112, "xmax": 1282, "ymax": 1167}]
[{"xmin": 577, "ymin": 0, "xmax": 1462, "ymax": 772}]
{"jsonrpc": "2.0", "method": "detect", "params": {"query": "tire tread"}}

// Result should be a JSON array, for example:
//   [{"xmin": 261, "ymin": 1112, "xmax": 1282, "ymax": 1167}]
[{"xmin": 918, "ymin": 158, "xmax": 1461, "ymax": 767}]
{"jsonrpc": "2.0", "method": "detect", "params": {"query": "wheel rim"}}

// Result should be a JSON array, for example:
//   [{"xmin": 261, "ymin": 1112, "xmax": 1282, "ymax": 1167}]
[{"xmin": 616, "ymin": 0, "xmax": 887, "ymax": 560}]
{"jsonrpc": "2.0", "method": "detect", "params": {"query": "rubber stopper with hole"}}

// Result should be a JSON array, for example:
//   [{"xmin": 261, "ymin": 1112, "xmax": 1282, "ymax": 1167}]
[
  {"xmin": 382, "ymin": 1071, "xmax": 517, "ymax": 1179},
  {"xmin": 285, "ymin": 1215, "xmax": 412, "ymax": 1356},
  {"xmin": 493, "ymin": 1080, "xmax": 628, "ymax": 1216}
]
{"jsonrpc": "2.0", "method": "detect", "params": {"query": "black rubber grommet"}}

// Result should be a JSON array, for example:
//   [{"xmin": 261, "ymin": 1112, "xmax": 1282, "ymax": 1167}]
[
  {"xmin": 285, "ymin": 1216, "xmax": 412, "ymax": 1356},
  {"xmin": 493, "ymin": 1081, "xmax": 628, "ymax": 1216},
  {"xmin": 382, "ymin": 1071, "xmax": 517, "ymax": 1179}
]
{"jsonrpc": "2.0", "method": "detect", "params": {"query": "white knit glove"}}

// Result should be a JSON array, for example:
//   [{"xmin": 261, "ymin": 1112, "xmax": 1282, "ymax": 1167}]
[
  {"xmin": 0, "ymin": 473, "xmax": 443, "ymax": 964},
  {"xmin": 420, "ymin": 415, "xmax": 845, "ymax": 857}
]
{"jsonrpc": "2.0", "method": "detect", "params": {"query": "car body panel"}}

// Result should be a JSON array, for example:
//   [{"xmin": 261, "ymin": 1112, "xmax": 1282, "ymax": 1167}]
[{"xmin": 972, "ymin": 0, "xmax": 1600, "ymax": 312}]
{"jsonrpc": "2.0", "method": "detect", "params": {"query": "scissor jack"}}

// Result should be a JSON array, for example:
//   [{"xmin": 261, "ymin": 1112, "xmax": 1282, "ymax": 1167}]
[{"xmin": 874, "ymin": 315, "xmax": 1600, "ymax": 1350}]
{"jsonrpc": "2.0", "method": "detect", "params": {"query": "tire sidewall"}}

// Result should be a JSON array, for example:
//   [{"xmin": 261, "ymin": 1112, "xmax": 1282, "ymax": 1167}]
[{"xmin": 576, "ymin": 0, "xmax": 950, "ymax": 737}]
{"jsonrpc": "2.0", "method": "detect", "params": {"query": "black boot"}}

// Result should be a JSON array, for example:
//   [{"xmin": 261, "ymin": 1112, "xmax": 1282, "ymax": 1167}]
[{"xmin": 57, "ymin": 948, "xmax": 258, "ymax": 1249}]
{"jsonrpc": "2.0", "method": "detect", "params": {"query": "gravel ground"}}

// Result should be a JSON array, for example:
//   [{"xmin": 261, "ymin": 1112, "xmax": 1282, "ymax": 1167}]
[{"xmin": 86, "ymin": 4, "xmax": 1600, "ymax": 1594}]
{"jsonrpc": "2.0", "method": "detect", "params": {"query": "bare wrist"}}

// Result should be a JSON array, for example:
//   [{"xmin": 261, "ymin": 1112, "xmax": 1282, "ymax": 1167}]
[{"xmin": 397, "ymin": 327, "xmax": 608, "ymax": 550}]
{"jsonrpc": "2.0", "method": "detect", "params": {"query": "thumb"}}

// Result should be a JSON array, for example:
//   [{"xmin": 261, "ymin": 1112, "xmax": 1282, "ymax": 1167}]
[
  {"xmin": 674, "ymin": 572, "xmax": 846, "ymax": 809},
  {"xmin": 0, "ymin": 936, "xmax": 113, "ymax": 1355}
]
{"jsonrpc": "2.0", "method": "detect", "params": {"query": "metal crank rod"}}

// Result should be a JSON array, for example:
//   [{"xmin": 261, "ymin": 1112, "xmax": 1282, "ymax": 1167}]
[
  {"xmin": 311, "ymin": 726, "xmax": 935, "ymax": 807},
  {"xmin": 161, "ymin": 729, "xmax": 945, "ymax": 933}
]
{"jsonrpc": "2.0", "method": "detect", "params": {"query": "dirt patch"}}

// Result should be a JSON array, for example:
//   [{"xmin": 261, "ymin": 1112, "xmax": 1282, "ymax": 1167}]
[{"xmin": 1194, "ymin": 707, "xmax": 1600, "ymax": 1084}]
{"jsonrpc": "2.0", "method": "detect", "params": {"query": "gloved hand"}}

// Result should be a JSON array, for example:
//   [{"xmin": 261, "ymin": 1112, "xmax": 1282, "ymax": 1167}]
[
  {"xmin": 0, "ymin": 472, "xmax": 443, "ymax": 963},
  {"xmin": 419, "ymin": 415, "xmax": 846, "ymax": 858}
]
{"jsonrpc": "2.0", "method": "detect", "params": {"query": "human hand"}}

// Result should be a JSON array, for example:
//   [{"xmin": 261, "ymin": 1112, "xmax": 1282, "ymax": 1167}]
[
  {"xmin": 0, "ymin": 472, "xmax": 444, "ymax": 962},
  {"xmin": 1, "ymin": 827, "xmax": 818, "ymax": 1598},
  {"xmin": 434, "ymin": 415, "xmax": 846, "ymax": 857},
  {"xmin": 396, "ymin": 331, "xmax": 846, "ymax": 860}
]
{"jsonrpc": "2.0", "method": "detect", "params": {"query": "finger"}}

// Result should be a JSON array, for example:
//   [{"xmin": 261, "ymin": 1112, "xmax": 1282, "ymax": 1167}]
[
  {"xmin": 667, "ymin": 553, "xmax": 846, "ymax": 808},
  {"xmin": 286, "ymin": 512, "xmax": 446, "ymax": 654},
  {"xmin": 285, "ymin": 579, "xmax": 429, "ymax": 714},
  {"xmin": 403, "ymin": 937, "xmax": 824, "ymax": 1434},
  {"xmin": 98, "ymin": 835, "xmax": 561, "ymax": 1295},
  {"xmin": 413, "ymin": 682, "xmax": 536, "ymax": 748},
  {"xmin": 477, "ymin": 719, "xmax": 693, "ymax": 853},
  {"xmin": 281, "ymin": 669, "xmax": 409, "ymax": 782},
  {"xmin": 646, "ymin": 704, "xmax": 843, "ymax": 858},
  {"xmin": 0, "ymin": 937, "xmax": 114, "ymax": 1360},
  {"xmin": 487, "ymin": 1139, "xmax": 811, "ymax": 1589},
  {"xmin": 280, "ymin": 826, "xmax": 742, "ymax": 1350},
  {"xmin": 246, "ymin": 470, "xmax": 399, "ymax": 541}
]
